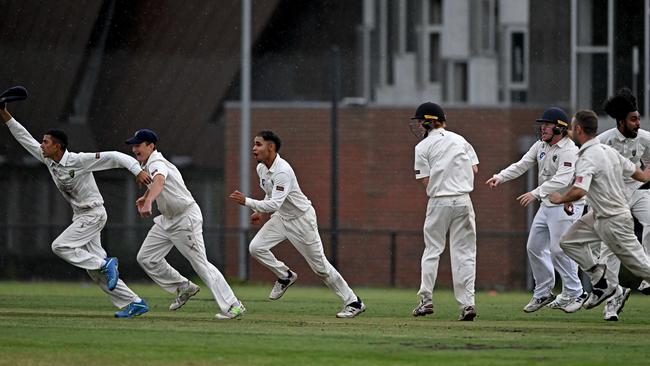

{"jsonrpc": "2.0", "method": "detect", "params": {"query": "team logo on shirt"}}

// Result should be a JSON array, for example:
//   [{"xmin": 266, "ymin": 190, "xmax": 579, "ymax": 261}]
[
  {"xmin": 632, "ymin": 150, "xmax": 637, "ymax": 157},
  {"xmin": 539, "ymin": 152, "xmax": 546, "ymax": 160},
  {"xmin": 262, "ymin": 179, "xmax": 265, "ymax": 186},
  {"xmin": 552, "ymin": 155, "xmax": 557, "ymax": 162},
  {"xmin": 69, "ymin": 171, "xmax": 75, "ymax": 178}
]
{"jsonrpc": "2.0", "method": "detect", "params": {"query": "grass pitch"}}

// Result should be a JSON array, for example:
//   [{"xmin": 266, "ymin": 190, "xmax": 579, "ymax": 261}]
[{"xmin": 1, "ymin": 281, "xmax": 650, "ymax": 365}]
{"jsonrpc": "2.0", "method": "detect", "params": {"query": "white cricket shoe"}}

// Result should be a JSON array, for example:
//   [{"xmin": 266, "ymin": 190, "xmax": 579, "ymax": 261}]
[
  {"xmin": 169, "ymin": 281, "xmax": 200, "ymax": 311},
  {"xmin": 546, "ymin": 293, "xmax": 572, "ymax": 310},
  {"xmin": 603, "ymin": 286, "xmax": 631, "ymax": 321},
  {"xmin": 523, "ymin": 293, "xmax": 555, "ymax": 313},
  {"xmin": 583, "ymin": 264, "xmax": 616, "ymax": 309},
  {"xmin": 561, "ymin": 292, "xmax": 588, "ymax": 313},
  {"xmin": 214, "ymin": 302, "xmax": 246, "ymax": 320},
  {"xmin": 458, "ymin": 306, "xmax": 477, "ymax": 321},
  {"xmin": 412, "ymin": 298, "xmax": 434, "ymax": 317},
  {"xmin": 336, "ymin": 298, "xmax": 366, "ymax": 318},
  {"xmin": 268, "ymin": 270, "xmax": 298, "ymax": 300},
  {"xmin": 638, "ymin": 280, "xmax": 650, "ymax": 295}
]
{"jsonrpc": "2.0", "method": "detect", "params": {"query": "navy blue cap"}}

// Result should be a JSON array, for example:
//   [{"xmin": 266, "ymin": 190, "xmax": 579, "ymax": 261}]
[
  {"xmin": 411, "ymin": 102, "xmax": 446, "ymax": 121},
  {"xmin": 125, "ymin": 129, "xmax": 158, "ymax": 144},
  {"xmin": 536, "ymin": 107, "xmax": 570, "ymax": 127}
]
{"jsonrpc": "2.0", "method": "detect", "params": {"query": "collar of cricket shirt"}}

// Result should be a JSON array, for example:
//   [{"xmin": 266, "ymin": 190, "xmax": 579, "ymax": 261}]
[
  {"xmin": 50, "ymin": 150, "xmax": 71, "ymax": 167},
  {"xmin": 267, "ymin": 153, "xmax": 281, "ymax": 173},
  {"xmin": 577, "ymin": 137, "xmax": 600, "ymax": 155}
]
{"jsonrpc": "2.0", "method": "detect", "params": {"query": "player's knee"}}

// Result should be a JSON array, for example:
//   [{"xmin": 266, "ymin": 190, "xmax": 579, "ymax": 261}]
[
  {"xmin": 136, "ymin": 251, "xmax": 152, "ymax": 269},
  {"xmin": 550, "ymin": 246, "xmax": 565, "ymax": 258},
  {"xmin": 248, "ymin": 241, "xmax": 265, "ymax": 258},
  {"xmin": 50, "ymin": 240, "xmax": 65, "ymax": 257}
]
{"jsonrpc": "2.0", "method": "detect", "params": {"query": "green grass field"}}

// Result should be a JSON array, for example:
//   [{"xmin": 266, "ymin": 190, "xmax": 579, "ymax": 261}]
[{"xmin": 1, "ymin": 281, "xmax": 650, "ymax": 366}]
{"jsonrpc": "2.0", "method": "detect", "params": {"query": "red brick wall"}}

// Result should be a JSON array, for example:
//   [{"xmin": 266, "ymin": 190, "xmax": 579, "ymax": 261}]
[{"xmin": 223, "ymin": 104, "xmax": 544, "ymax": 290}]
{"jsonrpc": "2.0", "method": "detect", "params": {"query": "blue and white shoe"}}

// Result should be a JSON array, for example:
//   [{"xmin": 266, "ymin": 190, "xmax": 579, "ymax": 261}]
[
  {"xmin": 115, "ymin": 299, "xmax": 149, "ymax": 318},
  {"xmin": 101, "ymin": 257, "xmax": 119, "ymax": 291}
]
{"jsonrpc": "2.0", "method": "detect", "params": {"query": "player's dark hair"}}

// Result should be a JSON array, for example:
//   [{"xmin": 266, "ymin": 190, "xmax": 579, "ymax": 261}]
[
  {"xmin": 573, "ymin": 110, "xmax": 599, "ymax": 136},
  {"xmin": 45, "ymin": 129, "xmax": 68, "ymax": 151},
  {"xmin": 603, "ymin": 87, "xmax": 638, "ymax": 123},
  {"xmin": 257, "ymin": 130, "xmax": 282, "ymax": 152}
]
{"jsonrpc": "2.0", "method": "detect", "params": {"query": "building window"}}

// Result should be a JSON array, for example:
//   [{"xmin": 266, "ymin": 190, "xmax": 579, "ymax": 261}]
[
  {"xmin": 571, "ymin": 0, "xmax": 613, "ymax": 112},
  {"xmin": 471, "ymin": 0, "xmax": 496, "ymax": 56},
  {"xmin": 429, "ymin": 33, "xmax": 441, "ymax": 82}
]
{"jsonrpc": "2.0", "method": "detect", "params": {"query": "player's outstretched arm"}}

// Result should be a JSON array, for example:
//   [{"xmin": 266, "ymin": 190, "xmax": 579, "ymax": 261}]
[
  {"xmin": 1, "ymin": 106, "xmax": 46, "ymax": 164},
  {"xmin": 77, "ymin": 151, "xmax": 151, "ymax": 185}
]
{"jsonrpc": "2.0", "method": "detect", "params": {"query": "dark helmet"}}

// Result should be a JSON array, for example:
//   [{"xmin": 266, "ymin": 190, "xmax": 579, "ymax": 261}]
[
  {"xmin": 411, "ymin": 102, "xmax": 446, "ymax": 123},
  {"xmin": 536, "ymin": 107, "xmax": 569, "ymax": 128}
]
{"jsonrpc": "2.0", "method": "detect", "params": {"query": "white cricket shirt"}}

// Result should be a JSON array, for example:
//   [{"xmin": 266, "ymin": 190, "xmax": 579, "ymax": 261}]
[
  {"xmin": 573, "ymin": 138, "xmax": 637, "ymax": 218},
  {"xmin": 245, "ymin": 153, "xmax": 312, "ymax": 220},
  {"xmin": 495, "ymin": 136, "xmax": 582, "ymax": 207},
  {"xmin": 6, "ymin": 118, "xmax": 142, "ymax": 213},
  {"xmin": 598, "ymin": 128, "xmax": 650, "ymax": 199},
  {"xmin": 142, "ymin": 150, "xmax": 195, "ymax": 218},
  {"xmin": 414, "ymin": 128, "xmax": 478, "ymax": 198}
]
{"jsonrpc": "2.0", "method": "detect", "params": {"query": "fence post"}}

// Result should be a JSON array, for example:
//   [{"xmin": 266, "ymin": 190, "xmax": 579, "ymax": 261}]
[{"xmin": 390, "ymin": 231, "xmax": 397, "ymax": 287}]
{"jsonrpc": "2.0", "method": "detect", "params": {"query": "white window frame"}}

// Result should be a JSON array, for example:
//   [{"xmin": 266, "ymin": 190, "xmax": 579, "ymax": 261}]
[{"xmin": 570, "ymin": 0, "xmax": 613, "ymax": 111}]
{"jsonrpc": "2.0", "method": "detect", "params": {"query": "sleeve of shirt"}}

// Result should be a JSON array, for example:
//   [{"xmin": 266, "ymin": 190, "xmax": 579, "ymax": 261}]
[
  {"xmin": 77, "ymin": 151, "xmax": 142, "ymax": 176},
  {"xmin": 147, "ymin": 160, "xmax": 168, "ymax": 179},
  {"xmin": 414, "ymin": 145, "xmax": 429, "ymax": 179},
  {"xmin": 639, "ymin": 133, "xmax": 650, "ymax": 167},
  {"xmin": 495, "ymin": 143, "xmax": 538, "ymax": 183},
  {"xmin": 245, "ymin": 171, "xmax": 292, "ymax": 213},
  {"xmin": 464, "ymin": 141, "xmax": 479, "ymax": 165},
  {"xmin": 5, "ymin": 118, "xmax": 46, "ymax": 164},
  {"xmin": 619, "ymin": 152, "xmax": 638, "ymax": 177},
  {"xmin": 532, "ymin": 147, "xmax": 578, "ymax": 199},
  {"xmin": 573, "ymin": 159, "xmax": 594, "ymax": 192}
]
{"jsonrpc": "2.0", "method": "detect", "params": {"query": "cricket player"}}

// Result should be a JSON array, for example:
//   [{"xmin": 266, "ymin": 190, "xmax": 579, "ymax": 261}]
[
  {"xmin": 597, "ymin": 88, "xmax": 650, "ymax": 320},
  {"xmin": 549, "ymin": 110, "xmax": 650, "ymax": 313},
  {"xmin": 409, "ymin": 102, "xmax": 478, "ymax": 321},
  {"xmin": 228, "ymin": 130, "xmax": 366, "ymax": 318},
  {"xmin": 127, "ymin": 129, "xmax": 244, "ymax": 320},
  {"xmin": 485, "ymin": 107, "xmax": 586, "ymax": 313},
  {"xmin": 1, "ymin": 105, "xmax": 151, "ymax": 318}
]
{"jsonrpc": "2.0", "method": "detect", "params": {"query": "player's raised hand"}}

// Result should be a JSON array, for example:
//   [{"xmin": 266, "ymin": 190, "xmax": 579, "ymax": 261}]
[
  {"xmin": 485, "ymin": 175, "xmax": 501, "ymax": 188},
  {"xmin": 228, "ymin": 190, "xmax": 246, "ymax": 205}
]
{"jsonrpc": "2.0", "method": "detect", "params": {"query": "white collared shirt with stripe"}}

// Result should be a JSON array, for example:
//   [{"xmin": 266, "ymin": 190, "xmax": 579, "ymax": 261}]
[
  {"xmin": 245, "ymin": 153, "xmax": 312, "ymax": 220},
  {"xmin": 573, "ymin": 138, "xmax": 637, "ymax": 218},
  {"xmin": 598, "ymin": 128, "xmax": 650, "ymax": 200},
  {"xmin": 6, "ymin": 118, "xmax": 143, "ymax": 213},
  {"xmin": 414, "ymin": 128, "xmax": 479, "ymax": 198},
  {"xmin": 142, "ymin": 150, "xmax": 195, "ymax": 218},
  {"xmin": 495, "ymin": 136, "xmax": 582, "ymax": 207}
]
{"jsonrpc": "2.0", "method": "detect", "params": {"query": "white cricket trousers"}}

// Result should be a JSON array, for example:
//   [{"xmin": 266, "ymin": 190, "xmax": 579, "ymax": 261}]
[
  {"xmin": 419, "ymin": 194, "xmax": 476, "ymax": 309},
  {"xmin": 527, "ymin": 204, "xmax": 584, "ymax": 298},
  {"xmin": 560, "ymin": 210, "xmax": 650, "ymax": 284},
  {"xmin": 51, "ymin": 205, "xmax": 139, "ymax": 308},
  {"xmin": 137, "ymin": 203, "xmax": 238, "ymax": 313},
  {"xmin": 596, "ymin": 189, "xmax": 650, "ymax": 287},
  {"xmin": 249, "ymin": 206, "xmax": 357, "ymax": 305}
]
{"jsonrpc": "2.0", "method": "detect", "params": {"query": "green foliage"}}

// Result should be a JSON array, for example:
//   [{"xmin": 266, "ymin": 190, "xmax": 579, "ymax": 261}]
[{"xmin": 1, "ymin": 282, "xmax": 650, "ymax": 365}]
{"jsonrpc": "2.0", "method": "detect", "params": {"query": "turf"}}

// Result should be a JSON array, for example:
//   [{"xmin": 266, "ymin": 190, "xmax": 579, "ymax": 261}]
[{"xmin": 1, "ymin": 281, "xmax": 650, "ymax": 365}]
